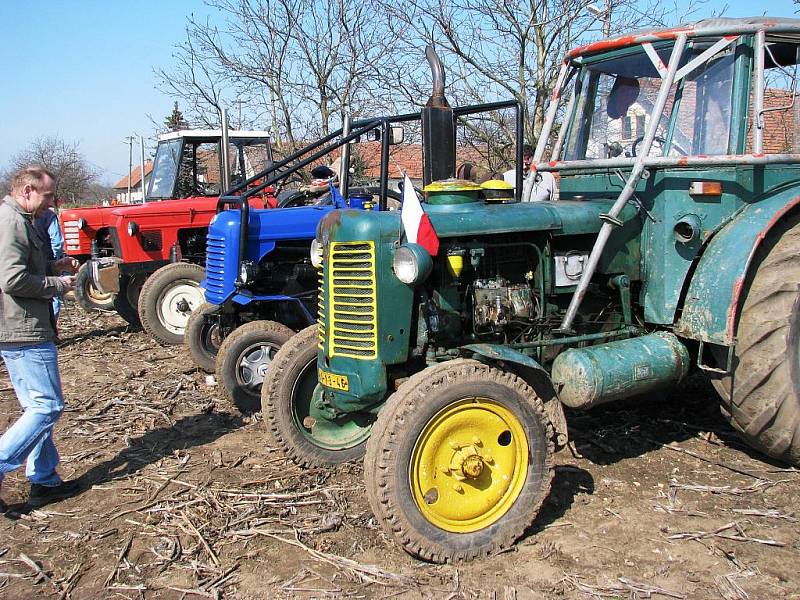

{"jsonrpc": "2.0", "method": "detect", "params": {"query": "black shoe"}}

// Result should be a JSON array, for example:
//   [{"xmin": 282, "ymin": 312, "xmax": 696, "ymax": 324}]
[
  {"xmin": 28, "ymin": 479, "xmax": 81, "ymax": 507},
  {"xmin": 0, "ymin": 499, "xmax": 7, "ymax": 514}
]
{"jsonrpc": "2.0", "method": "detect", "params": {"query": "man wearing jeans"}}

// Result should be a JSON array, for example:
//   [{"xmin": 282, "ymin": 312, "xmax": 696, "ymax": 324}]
[{"xmin": 0, "ymin": 166, "xmax": 80, "ymax": 512}]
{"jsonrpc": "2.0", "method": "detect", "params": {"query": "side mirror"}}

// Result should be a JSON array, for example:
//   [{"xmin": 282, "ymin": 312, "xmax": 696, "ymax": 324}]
[
  {"xmin": 388, "ymin": 125, "xmax": 405, "ymax": 145},
  {"xmin": 361, "ymin": 125, "xmax": 405, "ymax": 145}
]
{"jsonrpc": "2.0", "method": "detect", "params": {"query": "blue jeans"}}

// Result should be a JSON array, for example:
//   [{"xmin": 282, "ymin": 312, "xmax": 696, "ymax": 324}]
[{"xmin": 0, "ymin": 342, "xmax": 64, "ymax": 487}]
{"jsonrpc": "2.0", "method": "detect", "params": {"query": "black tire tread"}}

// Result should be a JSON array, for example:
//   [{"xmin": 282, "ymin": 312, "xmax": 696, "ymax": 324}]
[
  {"xmin": 215, "ymin": 320, "xmax": 294, "ymax": 413},
  {"xmin": 112, "ymin": 274, "xmax": 143, "ymax": 327},
  {"xmin": 74, "ymin": 263, "xmax": 114, "ymax": 312},
  {"xmin": 364, "ymin": 359, "xmax": 554, "ymax": 563},
  {"xmin": 138, "ymin": 263, "xmax": 205, "ymax": 345},
  {"xmin": 262, "ymin": 325, "xmax": 369, "ymax": 468},
  {"xmin": 185, "ymin": 302, "xmax": 220, "ymax": 373},
  {"xmin": 721, "ymin": 215, "xmax": 800, "ymax": 465}
]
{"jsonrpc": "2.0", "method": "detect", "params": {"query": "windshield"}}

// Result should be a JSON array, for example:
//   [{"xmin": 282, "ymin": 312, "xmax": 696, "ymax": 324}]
[
  {"xmin": 564, "ymin": 41, "xmax": 736, "ymax": 161},
  {"xmin": 147, "ymin": 138, "xmax": 182, "ymax": 199},
  {"xmin": 230, "ymin": 139, "xmax": 272, "ymax": 187}
]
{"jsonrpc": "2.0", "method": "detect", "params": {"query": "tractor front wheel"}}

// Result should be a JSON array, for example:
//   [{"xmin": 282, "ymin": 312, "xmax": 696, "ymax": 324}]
[
  {"xmin": 112, "ymin": 273, "xmax": 145, "ymax": 327},
  {"xmin": 138, "ymin": 263, "xmax": 205, "ymax": 345},
  {"xmin": 262, "ymin": 325, "xmax": 373, "ymax": 467},
  {"xmin": 185, "ymin": 302, "xmax": 223, "ymax": 373},
  {"xmin": 216, "ymin": 320, "xmax": 294, "ymax": 413},
  {"xmin": 364, "ymin": 359, "xmax": 554, "ymax": 563},
  {"xmin": 714, "ymin": 215, "xmax": 800, "ymax": 465},
  {"xmin": 74, "ymin": 263, "xmax": 114, "ymax": 312}
]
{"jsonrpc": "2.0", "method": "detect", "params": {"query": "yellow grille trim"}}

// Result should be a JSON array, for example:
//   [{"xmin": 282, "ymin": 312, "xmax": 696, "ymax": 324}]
[{"xmin": 328, "ymin": 241, "xmax": 377, "ymax": 359}]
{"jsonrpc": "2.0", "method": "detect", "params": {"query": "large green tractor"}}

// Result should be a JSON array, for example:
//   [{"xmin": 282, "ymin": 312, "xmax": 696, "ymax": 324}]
[{"xmin": 263, "ymin": 18, "xmax": 800, "ymax": 562}]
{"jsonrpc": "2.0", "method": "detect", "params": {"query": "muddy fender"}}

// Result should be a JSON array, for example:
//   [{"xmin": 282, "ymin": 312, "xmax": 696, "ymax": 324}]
[
  {"xmin": 676, "ymin": 189, "xmax": 800, "ymax": 346},
  {"xmin": 460, "ymin": 344, "xmax": 568, "ymax": 448}
]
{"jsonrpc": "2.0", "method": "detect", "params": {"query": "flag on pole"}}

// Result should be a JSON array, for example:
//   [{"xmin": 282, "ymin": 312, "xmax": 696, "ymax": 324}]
[{"xmin": 401, "ymin": 174, "xmax": 439, "ymax": 256}]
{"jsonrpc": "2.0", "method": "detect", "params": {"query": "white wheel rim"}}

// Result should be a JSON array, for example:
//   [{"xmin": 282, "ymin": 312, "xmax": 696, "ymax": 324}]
[{"xmin": 157, "ymin": 281, "xmax": 204, "ymax": 334}]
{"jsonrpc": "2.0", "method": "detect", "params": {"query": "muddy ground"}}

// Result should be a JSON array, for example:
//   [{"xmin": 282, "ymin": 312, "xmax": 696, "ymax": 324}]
[{"xmin": 0, "ymin": 303, "xmax": 798, "ymax": 599}]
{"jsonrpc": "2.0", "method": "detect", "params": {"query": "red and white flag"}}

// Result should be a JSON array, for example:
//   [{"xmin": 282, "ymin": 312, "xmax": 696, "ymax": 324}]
[{"xmin": 401, "ymin": 174, "xmax": 439, "ymax": 256}]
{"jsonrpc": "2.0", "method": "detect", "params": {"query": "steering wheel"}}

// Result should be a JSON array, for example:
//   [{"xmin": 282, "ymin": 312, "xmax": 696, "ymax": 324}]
[
  {"xmin": 277, "ymin": 186, "xmax": 402, "ymax": 210},
  {"xmin": 631, "ymin": 135, "xmax": 686, "ymax": 157}
]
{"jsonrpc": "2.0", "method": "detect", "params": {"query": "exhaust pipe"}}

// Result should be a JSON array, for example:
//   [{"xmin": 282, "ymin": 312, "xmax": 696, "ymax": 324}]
[{"xmin": 421, "ymin": 46, "xmax": 455, "ymax": 186}]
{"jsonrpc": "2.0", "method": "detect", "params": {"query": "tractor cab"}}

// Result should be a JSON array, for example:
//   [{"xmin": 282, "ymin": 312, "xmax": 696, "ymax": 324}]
[{"xmin": 146, "ymin": 130, "xmax": 273, "ymax": 202}]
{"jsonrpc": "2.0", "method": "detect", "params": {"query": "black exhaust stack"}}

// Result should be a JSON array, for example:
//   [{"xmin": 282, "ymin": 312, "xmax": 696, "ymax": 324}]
[{"xmin": 421, "ymin": 46, "xmax": 455, "ymax": 186}]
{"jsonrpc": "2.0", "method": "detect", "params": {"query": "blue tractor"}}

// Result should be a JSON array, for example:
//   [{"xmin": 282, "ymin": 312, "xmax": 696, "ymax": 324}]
[{"xmin": 185, "ymin": 120, "xmax": 406, "ymax": 410}]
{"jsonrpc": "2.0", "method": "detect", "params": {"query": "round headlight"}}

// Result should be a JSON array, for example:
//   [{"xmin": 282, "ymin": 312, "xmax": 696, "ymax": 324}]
[
  {"xmin": 239, "ymin": 261, "xmax": 252, "ymax": 285},
  {"xmin": 238, "ymin": 260, "xmax": 258, "ymax": 285},
  {"xmin": 310, "ymin": 238, "xmax": 324, "ymax": 269},
  {"xmin": 127, "ymin": 221, "xmax": 139, "ymax": 236},
  {"xmin": 393, "ymin": 243, "xmax": 433, "ymax": 285}
]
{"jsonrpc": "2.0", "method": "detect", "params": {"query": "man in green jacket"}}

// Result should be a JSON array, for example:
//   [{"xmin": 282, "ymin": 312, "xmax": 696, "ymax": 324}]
[{"xmin": 0, "ymin": 166, "xmax": 80, "ymax": 512}]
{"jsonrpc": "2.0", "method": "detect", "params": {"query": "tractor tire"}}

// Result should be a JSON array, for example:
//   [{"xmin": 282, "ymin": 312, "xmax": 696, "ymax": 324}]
[
  {"xmin": 216, "ymin": 320, "xmax": 294, "ymax": 413},
  {"xmin": 262, "ymin": 325, "xmax": 374, "ymax": 468},
  {"xmin": 185, "ymin": 302, "xmax": 223, "ymax": 373},
  {"xmin": 74, "ymin": 263, "xmax": 114, "ymax": 312},
  {"xmin": 138, "ymin": 263, "xmax": 205, "ymax": 345},
  {"xmin": 112, "ymin": 273, "xmax": 145, "ymax": 327},
  {"xmin": 364, "ymin": 359, "xmax": 554, "ymax": 563},
  {"xmin": 714, "ymin": 214, "xmax": 800, "ymax": 465}
]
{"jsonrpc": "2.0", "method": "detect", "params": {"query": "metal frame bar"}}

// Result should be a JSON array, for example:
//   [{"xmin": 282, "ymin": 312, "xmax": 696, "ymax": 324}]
[
  {"xmin": 753, "ymin": 29, "xmax": 766, "ymax": 153},
  {"xmin": 675, "ymin": 36, "xmax": 738, "ymax": 81},
  {"xmin": 558, "ymin": 33, "xmax": 689, "ymax": 333},
  {"xmin": 536, "ymin": 152, "xmax": 800, "ymax": 172},
  {"xmin": 567, "ymin": 19, "xmax": 800, "ymax": 61},
  {"xmin": 533, "ymin": 61, "xmax": 571, "ymax": 165}
]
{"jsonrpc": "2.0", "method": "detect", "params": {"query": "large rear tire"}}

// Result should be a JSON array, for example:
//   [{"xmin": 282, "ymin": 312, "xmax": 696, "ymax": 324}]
[
  {"xmin": 138, "ymin": 263, "xmax": 205, "ymax": 345},
  {"xmin": 216, "ymin": 320, "xmax": 294, "ymax": 413},
  {"xmin": 74, "ymin": 263, "xmax": 114, "ymax": 312},
  {"xmin": 112, "ymin": 273, "xmax": 145, "ymax": 327},
  {"xmin": 364, "ymin": 359, "xmax": 554, "ymax": 563},
  {"xmin": 185, "ymin": 302, "xmax": 223, "ymax": 373},
  {"xmin": 715, "ymin": 214, "xmax": 800, "ymax": 465},
  {"xmin": 262, "ymin": 325, "xmax": 373, "ymax": 468}
]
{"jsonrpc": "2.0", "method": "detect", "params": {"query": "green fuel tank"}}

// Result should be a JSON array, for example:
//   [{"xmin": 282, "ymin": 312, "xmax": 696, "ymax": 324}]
[{"xmin": 551, "ymin": 332, "xmax": 691, "ymax": 409}]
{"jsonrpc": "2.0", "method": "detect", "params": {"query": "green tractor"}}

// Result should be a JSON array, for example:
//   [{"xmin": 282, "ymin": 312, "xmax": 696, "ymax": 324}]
[{"xmin": 263, "ymin": 18, "xmax": 800, "ymax": 562}]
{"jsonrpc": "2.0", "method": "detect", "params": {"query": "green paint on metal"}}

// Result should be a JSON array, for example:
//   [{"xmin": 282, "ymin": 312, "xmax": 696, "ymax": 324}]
[
  {"xmin": 551, "ymin": 332, "xmax": 691, "ymax": 409},
  {"xmin": 676, "ymin": 178, "xmax": 800, "ymax": 345}
]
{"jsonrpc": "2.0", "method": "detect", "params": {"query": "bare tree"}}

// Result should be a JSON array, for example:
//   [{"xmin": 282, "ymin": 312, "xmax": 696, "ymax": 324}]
[
  {"xmin": 157, "ymin": 0, "xmax": 403, "ymax": 155},
  {"xmin": 0, "ymin": 136, "xmax": 100, "ymax": 203},
  {"xmin": 381, "ymin": 0, "xmax": 699, "ymax": 169}
]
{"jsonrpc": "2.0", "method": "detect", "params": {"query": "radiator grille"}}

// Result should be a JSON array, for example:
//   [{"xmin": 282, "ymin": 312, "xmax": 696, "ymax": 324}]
[
  {"xmin": 324, "ymin": 241, "xmax": 377, "ymax": 359},
  {"xmin": 204, "ymin": 234, "xmax": 226, "ymax": 299}
]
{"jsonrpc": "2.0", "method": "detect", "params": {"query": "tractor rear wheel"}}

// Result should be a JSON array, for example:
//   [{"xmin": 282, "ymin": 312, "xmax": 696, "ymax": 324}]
[
  {"xmin": 74, "ymin": 263, "xmax": 114, "ymax": 312},
  {"xmin": 138, "ymin": 263, "xmax": 205, "ymax": 345},
  {"xmin": 216, "ymin": 320, "xmax": 294, "ymax": 413},
  {"xmin": 112, "ymin": 273, "xmax": 145, "ymax": 327},
  {"xmin": 262, "ymin": 325, "xmax": 373, "ymax": 467},
  {"xmin": 715, "ymin": 214, "xmax": 800, "ymax": 465},
  {"xmin": 364, "ymin": 359, "xmax": 553, "ymax": 563},
  {"xmin": 185, "ymin": 302, "xmax": 223, "ymax": 373}
]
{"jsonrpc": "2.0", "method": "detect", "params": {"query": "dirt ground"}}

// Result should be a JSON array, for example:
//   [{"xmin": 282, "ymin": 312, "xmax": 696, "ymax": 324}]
[{"xmin": 0, "ymin": 303, "xmax": 799, "ymax": 600}]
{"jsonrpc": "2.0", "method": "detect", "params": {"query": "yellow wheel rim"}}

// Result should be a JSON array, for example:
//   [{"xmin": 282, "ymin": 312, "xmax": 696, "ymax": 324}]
[{"xmin": 410, "ymin": 398, "xmax": 529, "ymax": 533}]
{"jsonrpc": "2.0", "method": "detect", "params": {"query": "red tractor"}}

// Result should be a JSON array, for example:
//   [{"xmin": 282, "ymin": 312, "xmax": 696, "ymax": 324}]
[{"xmin": 75, "ymin": 129, "xmax": 274, "ymax": 344}]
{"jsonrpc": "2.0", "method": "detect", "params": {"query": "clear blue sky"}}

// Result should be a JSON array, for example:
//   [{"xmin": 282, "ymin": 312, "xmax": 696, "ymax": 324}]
[{"xmin": 0, "ymin": 0, "xmax": 796, "ymax": 186}]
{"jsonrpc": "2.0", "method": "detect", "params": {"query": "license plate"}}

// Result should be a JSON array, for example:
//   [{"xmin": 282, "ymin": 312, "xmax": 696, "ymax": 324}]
[{"xmin": 318, "ymin": 369, "xmax": 349, "ymax": 391}]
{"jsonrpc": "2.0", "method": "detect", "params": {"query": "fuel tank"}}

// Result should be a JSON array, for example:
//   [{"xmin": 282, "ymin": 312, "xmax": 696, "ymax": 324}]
[{"xmin": 551, "ymin": 332, "xmax": 690, "ymax": 409}]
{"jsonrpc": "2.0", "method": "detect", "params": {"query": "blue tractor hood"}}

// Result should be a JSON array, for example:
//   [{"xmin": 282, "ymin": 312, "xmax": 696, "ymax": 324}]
[{"xmin": 205, "ymin": 205, "xmax": 333, "ymax": 304}]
